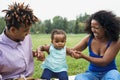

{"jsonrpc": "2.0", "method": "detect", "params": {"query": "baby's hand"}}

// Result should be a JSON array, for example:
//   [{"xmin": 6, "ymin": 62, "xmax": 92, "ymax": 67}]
[{"xmin": 71, "ymin": 50, "xmax": 82, "ymax": 59}]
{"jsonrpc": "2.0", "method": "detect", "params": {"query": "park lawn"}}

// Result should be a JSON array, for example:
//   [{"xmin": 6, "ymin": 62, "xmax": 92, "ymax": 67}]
[{"xmin": 31, "ymin": 34, "xmax": 120, "ymax": 78}]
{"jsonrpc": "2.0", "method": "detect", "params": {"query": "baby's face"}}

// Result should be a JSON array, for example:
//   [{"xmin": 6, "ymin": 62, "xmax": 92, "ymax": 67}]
[{"xmin": 52, "ymin": 34, "xmax": 66, "ymax": 50}]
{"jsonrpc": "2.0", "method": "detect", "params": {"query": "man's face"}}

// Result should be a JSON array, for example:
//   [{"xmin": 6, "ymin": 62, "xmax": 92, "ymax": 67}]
[{"xmin": 12, "ymin": 25, "xmax": 31, "ymax": 42}]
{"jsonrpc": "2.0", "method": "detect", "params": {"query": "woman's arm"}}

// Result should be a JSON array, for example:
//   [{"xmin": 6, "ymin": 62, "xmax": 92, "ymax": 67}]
[
  {"xmin": 73, "ymin": 35, "xmax": 90, "ymax": 51},
  {"xmin": 66, "ymin": 35, "xmax": 90, "ymax": 59},
  {"xmin": 78, "ymin": 40, "xmax": 120, "ymax": 66}
]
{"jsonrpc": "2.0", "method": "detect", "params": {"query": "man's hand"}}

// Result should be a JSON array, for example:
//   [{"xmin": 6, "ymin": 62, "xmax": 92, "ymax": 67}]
[{"xmin": 33, "ymin": 48, "xmax": 45, "ymax": 61}]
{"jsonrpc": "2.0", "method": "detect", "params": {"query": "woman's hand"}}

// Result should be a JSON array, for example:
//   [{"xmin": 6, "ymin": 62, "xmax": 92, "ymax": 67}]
[{"xmin": 70, "ymin": 50, "xmax": 82, "ymax": 59}]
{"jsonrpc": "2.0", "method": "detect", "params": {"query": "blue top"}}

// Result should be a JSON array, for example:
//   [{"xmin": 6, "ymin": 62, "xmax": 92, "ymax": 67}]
[
  {"xmin": 41, "ymin": 44, "xmax": 68, "ymax": 72},
  {"xmin": 88, "ymin": 37, "xmax": 117, "ymax": 72}
]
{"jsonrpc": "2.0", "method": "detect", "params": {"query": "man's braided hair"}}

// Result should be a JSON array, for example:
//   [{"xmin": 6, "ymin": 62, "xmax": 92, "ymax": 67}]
[{"xmin": 2, "ymin": 2, "xmax": 39, "ymax": 30}]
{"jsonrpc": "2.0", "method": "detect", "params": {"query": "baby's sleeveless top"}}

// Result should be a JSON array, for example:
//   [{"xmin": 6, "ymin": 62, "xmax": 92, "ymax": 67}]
[{"xmin": 41, "ymin": 44, "xmax": 68, "ymax": 72}]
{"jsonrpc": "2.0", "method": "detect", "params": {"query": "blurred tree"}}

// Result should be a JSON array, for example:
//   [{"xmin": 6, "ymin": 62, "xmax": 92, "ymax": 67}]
[
  {"xmin": 0, "ymin": 17, "xmax": 5, "ymax": 34},
  {"xmin": 44, "ymin": 19, "xmax": 52, "ymax": 33}
]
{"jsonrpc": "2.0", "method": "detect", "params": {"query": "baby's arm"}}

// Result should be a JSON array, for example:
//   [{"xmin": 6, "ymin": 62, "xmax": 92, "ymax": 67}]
[
  {"xmin": 36, "ymin": 45, "xmax": 50, "ymax": 61},
  {"xmin": 38, "ymin": 45, "xmax": 50, "ymax": 53}
]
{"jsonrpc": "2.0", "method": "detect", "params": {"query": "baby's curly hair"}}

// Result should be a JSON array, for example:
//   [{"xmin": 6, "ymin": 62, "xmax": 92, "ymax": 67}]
[
  {"xmin": 2, "ymin": 2, "xmax": 39, "ymax": 30},
  {"xmin": 51, "ymin": 29, "xmax": 66, "ymax": 40}
]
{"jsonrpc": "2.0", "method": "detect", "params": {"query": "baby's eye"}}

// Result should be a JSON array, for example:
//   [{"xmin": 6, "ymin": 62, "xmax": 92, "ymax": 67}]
[{"xmin": 62, "ymin": 41, "xmax": 64, "ymax": 43}]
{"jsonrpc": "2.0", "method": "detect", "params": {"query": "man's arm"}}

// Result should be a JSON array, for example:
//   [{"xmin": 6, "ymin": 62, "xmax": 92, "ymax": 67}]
[{"xmin": 0, "ymin": 75, "xmax": 2, "ymax": 79}]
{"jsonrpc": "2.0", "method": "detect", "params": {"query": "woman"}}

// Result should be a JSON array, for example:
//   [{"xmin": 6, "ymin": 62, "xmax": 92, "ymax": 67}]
[{"xmin": 74, "ymin": 10, "xmax": 120, "ymax": 80}]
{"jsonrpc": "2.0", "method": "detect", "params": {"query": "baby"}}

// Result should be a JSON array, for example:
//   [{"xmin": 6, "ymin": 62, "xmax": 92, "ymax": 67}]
[{"xmin": 37, "ymin": 29, "xmax": 80, "ymax": 80}]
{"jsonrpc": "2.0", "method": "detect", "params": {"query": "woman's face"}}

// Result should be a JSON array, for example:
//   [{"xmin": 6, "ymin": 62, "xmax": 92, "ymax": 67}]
[
  {"xmin": 91, "ymin": 19, "xmax": 106, "ymax": 39},
  {"xmin": 52, "ymin": 34, "xmax": 66, "ymax": 50}
]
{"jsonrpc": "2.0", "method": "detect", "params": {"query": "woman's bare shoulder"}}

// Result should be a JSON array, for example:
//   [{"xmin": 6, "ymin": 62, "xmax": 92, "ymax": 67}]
[{"xmin": 82, "ymin": 35, "xmax": 91, "ymax": 42}]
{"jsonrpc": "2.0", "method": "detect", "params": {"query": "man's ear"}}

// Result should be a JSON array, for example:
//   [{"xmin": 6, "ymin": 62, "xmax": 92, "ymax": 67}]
[{"xmin": 9, "ymin": 26, "xmax": 16, "ymax": 34}]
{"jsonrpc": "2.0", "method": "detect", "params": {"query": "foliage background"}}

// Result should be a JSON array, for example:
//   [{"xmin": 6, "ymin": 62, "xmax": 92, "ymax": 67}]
[{"xmin": 0, "ymin": 13, "xmax": 89, "ymax": 34}]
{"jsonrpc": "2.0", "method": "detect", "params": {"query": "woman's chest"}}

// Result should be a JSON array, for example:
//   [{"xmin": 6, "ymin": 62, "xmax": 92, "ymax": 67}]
[{"xmin": 90, "ymin": 40, "xmax": 108, "ymax": 56}]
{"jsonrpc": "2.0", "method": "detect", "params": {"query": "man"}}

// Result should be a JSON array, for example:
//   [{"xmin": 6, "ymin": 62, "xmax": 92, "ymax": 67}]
[{"xmin": 0, "ymin": 2, "xmax": 39, "ymax": 79}]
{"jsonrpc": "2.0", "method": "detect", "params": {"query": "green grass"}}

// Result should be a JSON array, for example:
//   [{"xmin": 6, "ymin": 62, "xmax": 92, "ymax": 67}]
[{"xmin": 31, "ymin": 34, "xmax": 120, "ymax": 78}]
